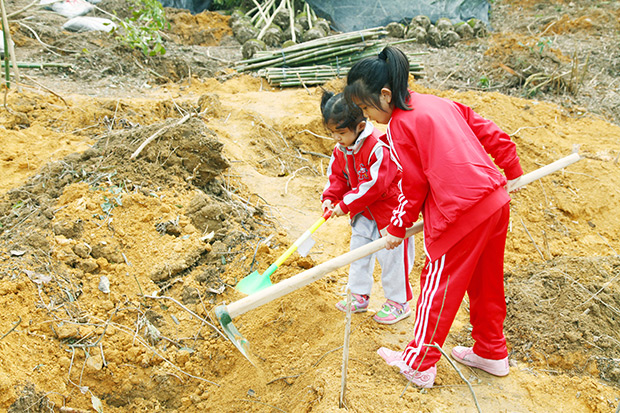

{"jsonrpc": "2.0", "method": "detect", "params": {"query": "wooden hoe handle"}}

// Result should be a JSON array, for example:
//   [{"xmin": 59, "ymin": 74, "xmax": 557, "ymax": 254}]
[{"xmin": 226, "ymin": 152, "xmax": 582, "ymax": 319}]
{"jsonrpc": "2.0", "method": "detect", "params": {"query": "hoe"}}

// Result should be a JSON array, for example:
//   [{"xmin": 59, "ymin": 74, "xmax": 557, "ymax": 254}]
[{"xmin": 215, "ymin": 152, "xmax": 582, "ymax": 362}]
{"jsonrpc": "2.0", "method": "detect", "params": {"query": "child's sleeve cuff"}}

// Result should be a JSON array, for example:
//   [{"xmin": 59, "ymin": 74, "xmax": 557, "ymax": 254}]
[{"xmin": 387, "ymin": 223, "xmax": 407, "ymax": 238}]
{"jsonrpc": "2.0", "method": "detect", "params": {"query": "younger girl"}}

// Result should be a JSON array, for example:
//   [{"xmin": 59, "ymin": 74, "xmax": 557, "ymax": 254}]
[
  {"xmin": 344, "ymin": 46, "xmax": 523, "ymax": 388},
  {"xmin": 320, "ymin": 91, "xmax": 415, "ymax": 325}
]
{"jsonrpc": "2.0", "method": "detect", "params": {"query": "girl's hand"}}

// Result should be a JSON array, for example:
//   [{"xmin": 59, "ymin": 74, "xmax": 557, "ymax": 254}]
[
  {"xmin": 332, "ymin": 203, "xmax": 345, "ymax": 217},
  {"xmin": 505, "ymin": 176, "xmax": 523, "ymax": 193},
  {"xmin": 322, "ymin": 200, "xmax": 334, "ymax": 213},
  {"xmin": 384, "ymin": 233, "xmax": 404, "ymax": 250}
]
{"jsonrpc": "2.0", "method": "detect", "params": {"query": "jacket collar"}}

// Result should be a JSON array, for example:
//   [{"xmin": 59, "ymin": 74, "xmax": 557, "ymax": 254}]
[{"xmin": 336, "ymin": 121, "xmax": 374, "ymax": 155}]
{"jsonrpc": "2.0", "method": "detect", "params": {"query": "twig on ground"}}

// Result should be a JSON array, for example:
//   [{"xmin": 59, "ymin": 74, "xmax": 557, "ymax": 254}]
[
  {"xmin": 0, "ymin": 316, "xmax": 21, "ymax": 341},
  {"xmin": 267, "ymin": 374, "xmax": 300, "ymax": 385},
  {"xmin": 143, "ymin": 294, "xmax": 228, "ymax": 340},
  {"xmin": 296, "ymin": 72, "xmax": 311, "ymax": 95},
  {"xmin": 16, "ymin": 22, "xmax": 62, "ymax": 56},
  {"xmin": 284, "ymin": 166, "xmax": 310, "ymax": 194},
  {"xmin": 339, "ymin": 288, "xmax": 352, "ymax": 408},
  {"xmin": 89, "ymin": 311, "xmax": 221, "ymax": 386},
  {"xmin": 576, "ymin": 270, "xmax": 620, "ymax": 309},
  {"xmin": 297, "ymin": 129, "xmax": 331, "ymax": 140},
  {"xmin": 508, "ymin": 125, "xmax": 544, "ymax": 137},
  {"xmin": 559, "ymin": 270, "xmax": 620, "ymax": 317},
  {"xmin": 519, "ymin": 217, "xmax": 546, "ymax": 260},
  {"xmin": 7, "ymin": 0, "xmax": 40, "ymax": 18},
  {"xmin": 312, "ymin": 345, "xmax": 343, "ymax": 367},
  {"xmin": 130, "ymin": 113, "xmax": 192, "ymax": 159},
  {"xmin": 596, "ymin": 232, "xmax": 618, "ymax": 256},
  {"xmin": 299, "ymin": 149, "xmax": 330, "ymax": 159},
  {"xmin": 19, "ymin": 75, "xmax": 69, "ymax": 106},
  {"xmin": 425, "ymin": 343, "xmax": 482, "ymax": 413}
]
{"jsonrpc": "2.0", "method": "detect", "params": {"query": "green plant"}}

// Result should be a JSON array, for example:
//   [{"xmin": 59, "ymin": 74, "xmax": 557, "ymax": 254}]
[
  {"xmin": 97, "ymin": 186, "xmax": 124, "ymax": 219},
  {"xmin": 535, "ymin": 37, "xmax": 552, "ymax": 54},
  {"xmin": 115, "ymin": 0, "xmax": 169, "ymax": 56},
  {"xmin": 478, "ymin": 75, "xmax": 490, "ymax": 89}
]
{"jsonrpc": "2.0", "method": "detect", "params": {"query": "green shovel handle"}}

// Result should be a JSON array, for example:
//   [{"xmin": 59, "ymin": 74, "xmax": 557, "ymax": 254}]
[{"xmin": 262, "ymin": 209, "xmax": 332, "ymax": 277}]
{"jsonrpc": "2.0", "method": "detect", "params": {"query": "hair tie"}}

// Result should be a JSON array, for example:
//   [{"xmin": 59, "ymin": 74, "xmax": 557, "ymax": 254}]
[{"xmin": 378, "ymin": 49, "xmax": 388, "ymax": 61}]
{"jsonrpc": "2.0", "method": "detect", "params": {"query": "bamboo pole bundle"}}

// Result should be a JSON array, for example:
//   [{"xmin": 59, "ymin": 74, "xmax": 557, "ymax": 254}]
[
  {"xmin": 260, "ymin": 58, "xmax": 424, "ymax": 87},
  {"xmin": 234, "ymin": 27, "xmax": 387, "ymax": 72},
  {"xmin": 235, "ymin": 25, "xmax": 427, "ymax": 88}
]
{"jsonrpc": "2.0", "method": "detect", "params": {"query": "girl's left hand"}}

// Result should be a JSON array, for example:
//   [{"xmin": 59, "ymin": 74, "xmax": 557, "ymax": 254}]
[
  {"xmin": 332, "ymin": 203, "xmax": 345, "ymax": 217},
  {"xmin": 384, "ymin": 233, "xmax": 404, "ymax": 250}
]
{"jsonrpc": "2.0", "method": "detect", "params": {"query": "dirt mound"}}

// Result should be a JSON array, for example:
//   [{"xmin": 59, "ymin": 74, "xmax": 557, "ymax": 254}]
[{"xmin": 505, "ymin": 256, "xmax": 620, "ymax": 382}]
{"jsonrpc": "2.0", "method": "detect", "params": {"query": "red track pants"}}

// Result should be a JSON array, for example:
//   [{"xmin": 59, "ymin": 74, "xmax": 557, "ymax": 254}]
[{"xmin": 402, "ymin": 203, "xmax": 510, "ymax": 371}]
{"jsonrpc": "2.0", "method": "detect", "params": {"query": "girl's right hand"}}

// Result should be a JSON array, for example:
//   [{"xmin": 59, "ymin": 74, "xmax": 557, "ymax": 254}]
[{"xmin": 332, "ymin": 203, "xmax": 344, "ymax": 217}]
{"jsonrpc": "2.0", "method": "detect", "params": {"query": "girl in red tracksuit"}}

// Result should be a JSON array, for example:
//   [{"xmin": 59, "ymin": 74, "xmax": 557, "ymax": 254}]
[
  {"xmin": 344, "ymin": 46, "xmax": 523, "ymax": 388},
  {"xmin": 320, "ymin": 91, "xmax": 415, "ymax": 325}
]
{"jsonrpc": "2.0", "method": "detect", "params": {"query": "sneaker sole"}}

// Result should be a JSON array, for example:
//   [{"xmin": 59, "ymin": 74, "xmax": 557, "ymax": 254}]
[
  {"xmin": 335, "ymin": 304, "xmax": 368, "ymax": 313},
  {"xmin": 451, "ymin": 350, "xmax": 509, "ymax": 376},
  {"xmin": 373, "ymin": 309, "xmax": 411, "ymax": 325}
]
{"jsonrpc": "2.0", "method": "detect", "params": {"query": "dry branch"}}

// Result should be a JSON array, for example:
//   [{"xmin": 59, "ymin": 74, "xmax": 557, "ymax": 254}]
[
  {"xmin": 0, "ymin": 315, "xmax": 21, "ymax": 341},
  {"xmin": 424, "ymin": 343, "xmax": 481, "ymax": 413},
  {"xmin": 130, "ymin": 113, "xmax": 192, "ymax": 160}
]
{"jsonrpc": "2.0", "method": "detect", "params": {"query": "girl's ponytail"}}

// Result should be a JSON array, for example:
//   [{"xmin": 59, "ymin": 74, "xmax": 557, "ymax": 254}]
[
  {"xmin": 382, "ymin": 46, "xmax": 411, "ymax": 111},
  {"xmin": 320, "ymin": 90, "xmax": 335, "ymax": 115},
  {"xmin": 345, "ymin": 46, "xmax": 411, "ymax": 111}
]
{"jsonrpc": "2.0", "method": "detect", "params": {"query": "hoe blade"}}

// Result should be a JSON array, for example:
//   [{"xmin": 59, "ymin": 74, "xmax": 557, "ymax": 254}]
[{"xmin": 214, "ymin": 304, "xmax": 255, "ymax": 365}]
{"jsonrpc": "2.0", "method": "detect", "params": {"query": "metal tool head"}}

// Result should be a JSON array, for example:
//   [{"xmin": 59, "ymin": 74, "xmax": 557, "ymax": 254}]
[
  {"xmin": 235, "ymin": 270, "xmax": 273, "ymax": 295},
  {"xmin": 214, "ymin": 304, "xmax": 255, "ymax": 365}
]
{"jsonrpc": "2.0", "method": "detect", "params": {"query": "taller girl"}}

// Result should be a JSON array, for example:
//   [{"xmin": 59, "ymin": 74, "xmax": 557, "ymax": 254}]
[{"xmin": 344, "ymin": 46, "xmax": 523, "ymax": 388}]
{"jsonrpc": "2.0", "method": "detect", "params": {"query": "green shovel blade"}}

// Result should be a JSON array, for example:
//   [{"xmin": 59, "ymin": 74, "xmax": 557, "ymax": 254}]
[{"xmin": 235, "ymin": 269, "xmax": 273, "ymax": 295}]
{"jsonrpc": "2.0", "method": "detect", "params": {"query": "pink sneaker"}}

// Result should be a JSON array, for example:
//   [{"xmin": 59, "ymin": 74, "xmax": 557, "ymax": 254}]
[
  {"xmin": 377, "ymin": 347, "xmax": 436, "ymax": 388},
  {"xmin": 451, "ymin": 346, "xmax": 509, "ymax": 376},
  {"xmin": 373, "ymin": 300, "xmax": 411, "ymax": 324},
  {"xmin": 335, "ymin": 293, "xmax": 369, "ymax": 313}
]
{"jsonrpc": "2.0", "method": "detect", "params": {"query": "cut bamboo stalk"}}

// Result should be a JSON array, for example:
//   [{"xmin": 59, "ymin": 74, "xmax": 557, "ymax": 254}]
[
  {"xmin": 287, "ymin": 0, "xmax": 295, "ymax": 43},
  {"xmin": 257, "ymin": 0, "xmax": 285, "ymax": 41},
  {"xmin": 0, "ymin": 0, "xmax": 21, "ymax": 90},
  {"xmin": 339, "ymin": 287, "xmax": 352, "ymax": 408}
]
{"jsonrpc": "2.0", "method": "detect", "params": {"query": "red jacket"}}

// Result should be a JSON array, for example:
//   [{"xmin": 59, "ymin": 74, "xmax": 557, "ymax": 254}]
[
  {"xmin": 386, "ymin": 91, "xmax": 523, "ymax": 259},
  {"xmin": 322, "ymin": 122, "xmax": 402, "ymax": 229}
]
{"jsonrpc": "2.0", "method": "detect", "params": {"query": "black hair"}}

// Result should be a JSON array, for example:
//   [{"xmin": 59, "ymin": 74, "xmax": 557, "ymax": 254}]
[
  {"xmin": 344, "ymin": 46, "xmax": 411, "ymax": 111},
  {"xmin": 320, "ymin": 90, "xmax": 365, "ymax": 131}
]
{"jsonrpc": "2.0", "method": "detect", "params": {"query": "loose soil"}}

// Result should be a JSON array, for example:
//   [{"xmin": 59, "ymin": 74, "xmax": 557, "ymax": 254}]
[{"xmin": 0, "ymin": 0, "xmax": 619, "ymax": 412}]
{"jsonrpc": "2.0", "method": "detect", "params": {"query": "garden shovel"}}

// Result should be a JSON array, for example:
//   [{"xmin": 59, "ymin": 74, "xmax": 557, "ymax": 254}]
[
  {"xmin": 235, "ymin": 209, "xmax": 333, "ymax": 295},
  {"xmin": 216, "ymin": 152, "xmax": 582, "ymax": 363}
]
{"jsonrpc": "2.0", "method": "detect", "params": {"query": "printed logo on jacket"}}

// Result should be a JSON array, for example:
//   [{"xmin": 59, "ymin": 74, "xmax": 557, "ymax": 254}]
[{"xmin": 357, "ymin": 164, "xmax": 370, "ymax": 181}]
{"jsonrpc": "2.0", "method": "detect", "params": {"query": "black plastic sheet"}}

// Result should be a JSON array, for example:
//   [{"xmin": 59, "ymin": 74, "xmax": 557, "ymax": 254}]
[
  {"xmin": 157, "ymin": 0, "xmax": 212, "ymax": 14},
  {"xmin": 305, "ymin": 0, "xmax": 490, "ymax": 33}
]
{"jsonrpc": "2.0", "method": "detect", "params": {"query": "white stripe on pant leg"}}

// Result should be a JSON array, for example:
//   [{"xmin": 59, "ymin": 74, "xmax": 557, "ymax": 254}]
[
  {"xmin": 407, "ymin": 256, "xmax": 445, "ymax": 366},
  {"xmin": 404, "ymin": 255, "xmax": 445, "ymax": 366},
  {"xmin": 404, "ymin": 259, "xmax": 438, "ymax": 363}
]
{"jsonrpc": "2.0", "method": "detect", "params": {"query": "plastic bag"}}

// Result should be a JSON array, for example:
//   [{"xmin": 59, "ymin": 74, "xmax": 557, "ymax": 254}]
[
  {"xmin": 63, "ymin": 16, "xmax": 117, "ymax": 32},
  {"xmin": 51, "ymin": 0, "xmax": 94, "ymax": 18}
]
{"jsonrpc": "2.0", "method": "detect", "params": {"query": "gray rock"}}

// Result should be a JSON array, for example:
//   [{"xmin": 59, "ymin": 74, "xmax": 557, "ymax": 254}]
[
  {"xmin": 442, "ymin": 30, "xmax": 460, "ymax": 47},
  {"xmin": 455, "ymin": 22, "xmax": 474, "ymax": 40},
  {"xmin": 405, "ymin": 25, "xmax": 427, "ymax": 43},
  {"xmin": 386, "ymin": 22, "xmax": 406, "ymax": 38},
  {"xmin": 436, "ymin": 17, "xmax": 453, "ymax": 32}
]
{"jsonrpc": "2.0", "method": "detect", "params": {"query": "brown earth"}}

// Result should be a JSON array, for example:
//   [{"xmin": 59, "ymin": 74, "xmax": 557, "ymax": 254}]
[{"xmin": 0, "ymin": 0, "xmax": 619, "ymax": 412}]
